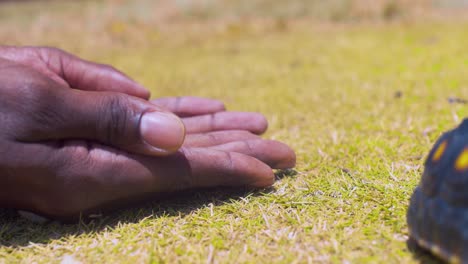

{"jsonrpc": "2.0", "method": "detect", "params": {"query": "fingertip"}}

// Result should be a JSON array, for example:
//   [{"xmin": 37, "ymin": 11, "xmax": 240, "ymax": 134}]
[
  {"xmin": 182, "ymin": 97, "xmax": 226, "ymax": 114},
  {"xmin": 251, "ymin": 165, "xmax": 275, "ymax": 187},
  {"xmin": 185, "ymin": 97, "xmax": 226, "ymax": 110},
  {"xmin": 123, "ymin": 78, "xmax": 151, "ymax": 99},
  {"xmin": 137, "ymin": 87, "xmax": 151, "ymax": 100},
  {"xmin": 251, "ymin": 113, "xmax": 269, "ymax": 135},
  {"xmin": 128, "ymin": 87, "xmax": 151, "ymax": 100},
  {"xmin": 108, "ymin": 70, "xmax": 151, "ymax": 99},
  {"xmin": 211, "ymin": 99, "xmax": 226, "ymax": 112},
  {"xmin": 249, "ymin": 139, "xmax": 296, "ymax": 169},
  {"xmin": 271, "ymin": 141, "xmax": 296, "ymax": 169},
  {"xmin": 232, "ymin": 152, "xmax": 275, "ymax": 187},
  {"xmin": 279, "ymin": 151, "xmax": 296, "ymax": 169},
  {"xmin": 210, "ymin": 139, "xmax": 296, "ymax": 170}
]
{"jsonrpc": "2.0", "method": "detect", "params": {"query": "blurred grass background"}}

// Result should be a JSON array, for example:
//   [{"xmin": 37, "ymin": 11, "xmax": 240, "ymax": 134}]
[{"xmin": 0, "ymin": 0, "xmax": 468, "ymax": 263}]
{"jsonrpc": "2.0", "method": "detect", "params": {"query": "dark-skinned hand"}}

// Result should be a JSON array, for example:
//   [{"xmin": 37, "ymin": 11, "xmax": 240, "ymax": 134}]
[{"xmin": 0, "ymin": 46, "xmax": 295, "ymax": 221}]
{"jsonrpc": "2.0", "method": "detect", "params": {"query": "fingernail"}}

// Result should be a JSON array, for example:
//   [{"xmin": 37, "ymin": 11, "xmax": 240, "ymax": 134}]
[{"xmin": 140, "ymin": 111, "xmax": 185, "ymax": 153}]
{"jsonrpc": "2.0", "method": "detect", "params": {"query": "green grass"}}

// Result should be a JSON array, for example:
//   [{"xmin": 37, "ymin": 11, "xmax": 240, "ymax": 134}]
[{"xmin": 1, "ymin": 1, "xmax": 468, "ymax": 263}]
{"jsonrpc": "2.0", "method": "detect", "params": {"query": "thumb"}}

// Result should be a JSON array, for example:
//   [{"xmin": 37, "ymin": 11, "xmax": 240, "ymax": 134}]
[{"xmin": 21, "ymin": 89, "xmax": 185, "ymax": 156}]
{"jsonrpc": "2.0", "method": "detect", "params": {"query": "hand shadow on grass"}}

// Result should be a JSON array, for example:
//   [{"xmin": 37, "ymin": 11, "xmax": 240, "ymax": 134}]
[
  {"xmin": 407, "ymin": 238, "xmax": 445, "ymax": 264},
  {"xmin": 0, "ymin": 169, "xmax": 298, "ymax": 248}
]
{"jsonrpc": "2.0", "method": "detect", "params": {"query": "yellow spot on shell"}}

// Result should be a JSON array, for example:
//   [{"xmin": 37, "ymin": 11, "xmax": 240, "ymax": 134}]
[
  {"xmin": 432, "ymin": 141, "xmax": 447, "ymax": 162},
  {"xmin": 455, "ymin": 148, "xmax": 468, "ymax": 171},
  {"xmin": 417, "ymin": 238, "xmax": 429, "ymax": 248},
  {"xmin": 449, "ymin": 254, "xmax": 461, "ymax": 264},
  {"xmin": 430, "ymin": 244, "xmax": 441, "ymax": 256}
]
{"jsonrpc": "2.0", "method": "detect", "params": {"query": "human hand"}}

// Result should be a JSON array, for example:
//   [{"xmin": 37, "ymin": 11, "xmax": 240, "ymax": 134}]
[
  {"xmin": 0, "ymin": 47, "xmax": 295, "ymax": 220},
  {"xmin": 152, "ymin": 96, "xmax": 294, "ymax": 167}
]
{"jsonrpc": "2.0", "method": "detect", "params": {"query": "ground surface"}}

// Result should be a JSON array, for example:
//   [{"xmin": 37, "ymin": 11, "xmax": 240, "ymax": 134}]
[{"xmin": 0, "ymin": 1, "xmax": 467, "ymax": 263}]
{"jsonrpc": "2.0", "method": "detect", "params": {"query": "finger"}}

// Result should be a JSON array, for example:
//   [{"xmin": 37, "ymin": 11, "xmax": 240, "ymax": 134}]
[
  {"xmin": 180, "ymin": 148, "xmax": 274, "ymax": 188},
  {"xmin": 182, "ymin": 112, "xmax": 268, "ymax": 135},
  {"xmin": 0, "ymin": 46, "xmax": 150, "ymax": 98},
  {"xmin": 184, "ymin": 130, "xmax": 260, "ymax": 147},
  {"xmin": 208, "ymin": 140, "xmax": 296, "ymax": 169},
  {"xmin": 37, "ymin": 47, "xmax": 150, "ymax": 99},
  {"xmin": 17, "ymin": 141, "xmax": 274, "ymax": 219},
  {"xmin": 15, "ymin": 85, "xmax": 185, "ymax": 156},
  {"xmin": 151, "ymin": 97, "xmax": 226, "ymax": 117}
]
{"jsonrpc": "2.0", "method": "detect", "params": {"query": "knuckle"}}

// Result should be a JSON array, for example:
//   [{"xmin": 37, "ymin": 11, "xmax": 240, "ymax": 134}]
[
  {"xmin": 13, "ymin": 70, "xmax": 56, "ymax": 106},
  {"xmin": 26, "ymin": 90, "xmax": 68, "ymax": 135},
  {"xmin": 37, "ymin": 147, "xmax": 92, "ymax": 217},
  {"xmin": 174, "ymin": 96, "xmax": 183, "ymax": 112},
  {"xmin": 18, "ymin": 80, "xmax": 63, "ymax": 125},
  {"xmin": 37, "ymin": 142, "xmax": 115, "ymax": 218},
  {"xmin": 243, "ymin": 140, "xmax": 255, "ymax": 154},
  {"xmin": 98, "ymin": 94, "xmax": 133, "ymax": 144},
  {"xmin": 216, "ymin": 101, "xmax": 226, "ymax": 111},
  {"xmin": 28, "ymin": 90, "xmax": 57, "ymax": 117},
  {"xmin": 208, "ymin": 113, "xmax": 217, "ymax": 130},
  {"xmin": 36, "ymin": 47, "xmax": 66, "ymax": 63},
  {"xmin": 39, "ymin": 46, "xmax": 65, "ymax": 56},
  {"xmin": 239, "ymin": 130, "xmax": 257, "ymax": 138},
  {"xmin": 205, "ymin": 132, "xmax": 218, "ymax": 143},
  {"xmin": 219, "ymin": 151, "xmax": 237, "ymax": 185},
  {"xmin": 0, "ymin": 67, "xmax": 65, "ymax": 139},
  {"xmin": 223, "ymin": 151, "xmax": 235, "ymax": 172}
]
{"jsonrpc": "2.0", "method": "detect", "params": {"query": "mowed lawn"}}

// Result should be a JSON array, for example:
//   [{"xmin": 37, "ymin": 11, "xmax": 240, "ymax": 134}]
[{"xmin": 0, "ymin": 1, "xmax": 468, "ymax": 263}]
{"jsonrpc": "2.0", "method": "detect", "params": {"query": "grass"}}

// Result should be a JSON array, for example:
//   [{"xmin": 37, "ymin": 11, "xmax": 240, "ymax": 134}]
[{"xmin": 0, "ymin": 0, "xmax": 468, "ymax": 263}]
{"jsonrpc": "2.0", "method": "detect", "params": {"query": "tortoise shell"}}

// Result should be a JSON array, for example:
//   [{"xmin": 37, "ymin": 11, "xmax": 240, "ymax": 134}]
[{"xmin": 407, "ymin": 118, "xmax": 468, "ymax": 263}]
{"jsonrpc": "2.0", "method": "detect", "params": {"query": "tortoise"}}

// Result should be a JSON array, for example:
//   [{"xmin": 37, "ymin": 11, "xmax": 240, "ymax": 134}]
[{"xmin": 407, "ymin": 118, "xmax": 468, "ymax": 263}]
